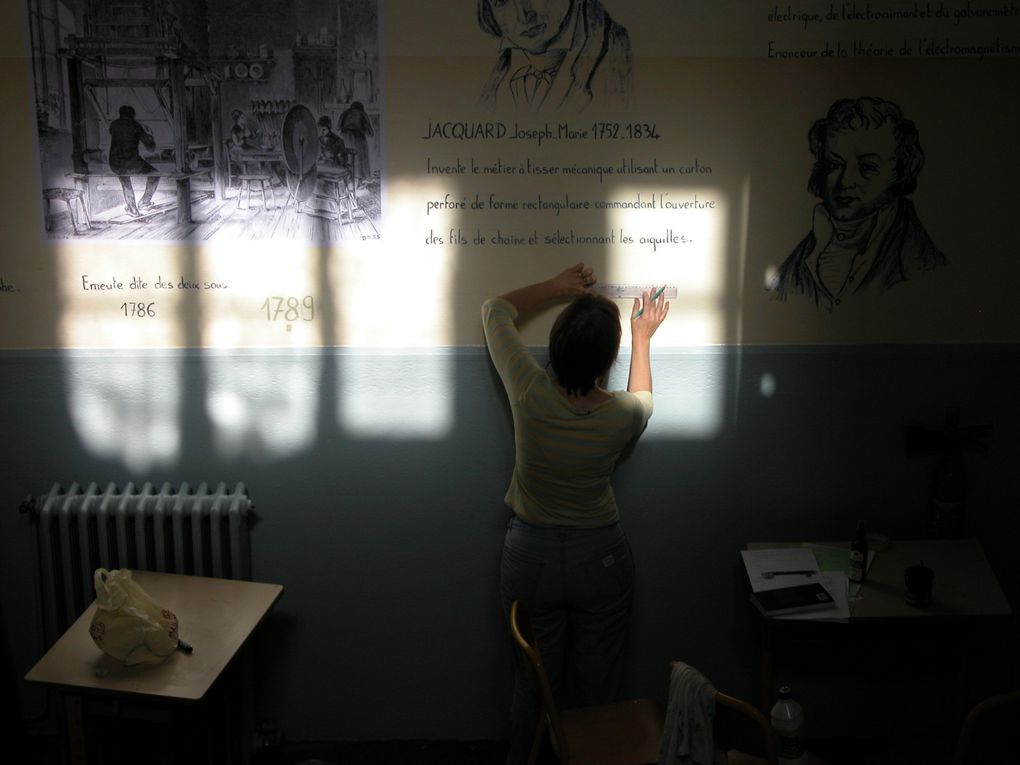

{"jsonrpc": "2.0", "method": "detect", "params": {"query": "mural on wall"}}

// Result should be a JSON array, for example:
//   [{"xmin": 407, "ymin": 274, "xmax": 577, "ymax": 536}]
[
  {"xmin": 5, "ymin": 2, "xmax": 1018, "ymax": 351},
  {"xmin": 476, "ymin": 0, "xmax": 633, "ymax": 111},
  {"xmin": 27, "ymin": 0, "xmax": 381, "ymax": 243},
  {"xmin": 769, "ymin": 96, "xmax": 947, "ymax": 311}
]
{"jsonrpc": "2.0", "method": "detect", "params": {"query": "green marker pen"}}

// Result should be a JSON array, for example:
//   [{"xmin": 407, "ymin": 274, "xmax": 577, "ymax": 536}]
[{"xmin": 633, "ymin": 285, "xmax": 666, "ymax": 318}]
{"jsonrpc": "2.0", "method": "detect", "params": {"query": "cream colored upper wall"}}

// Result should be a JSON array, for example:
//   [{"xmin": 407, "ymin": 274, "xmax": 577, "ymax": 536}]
[{"xmin": 1, "ymin": 1, "xmax": 1018, "ymax": 349}]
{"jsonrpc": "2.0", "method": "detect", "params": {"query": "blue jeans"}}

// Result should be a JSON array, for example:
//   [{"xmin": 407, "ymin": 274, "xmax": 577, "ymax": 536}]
[{"xmin": 499, "ymin": 516, "xmax": 635, "ymax": 764}]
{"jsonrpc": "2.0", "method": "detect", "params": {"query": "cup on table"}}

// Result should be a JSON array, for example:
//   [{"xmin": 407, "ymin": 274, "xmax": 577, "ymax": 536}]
[{"xmin": 904, "ymin": 564, "xmax": 934, "ymax": 607}]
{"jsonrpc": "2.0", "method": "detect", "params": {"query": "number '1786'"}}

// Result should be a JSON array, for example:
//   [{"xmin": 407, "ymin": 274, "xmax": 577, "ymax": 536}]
[{"xmin": 121, "ymin": 302, "xmax": 155, "ymax": 317}]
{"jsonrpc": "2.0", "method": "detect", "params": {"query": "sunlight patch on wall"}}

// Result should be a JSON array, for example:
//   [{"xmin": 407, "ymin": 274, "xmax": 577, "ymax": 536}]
[
  {"xmin": 195, "ymin": 244, "xmax": 321, "ymax": 458},
  {"xmin": 205, "ymin": 352, "xmax": 320, "ymax": 459},
  {"xmin": 58, "ymin": 247, "xmax": 185, "ymax": 348},
  {"xmin": 331, "ymin": 179, "xmax": 455, "ymax": 439},
  {"xmin": 606, "ymin": 349, "xmax": 727, "ymax": 440},
  {"xmin": 605, "ymin": 185, "xmax": 731, "ymax": 439},
  {"xmin": 336, "ymin": 350, "xmax": 454, "ymax": 440},
  {"xmin": 200, "ymin": 243, "xmax": 322, "ymax": 348},
  {"xmin": 339, "ymin": 179, "xmax": 455, "ymax": 347},
  {"xmin": 605, "ymin": 185, "xmax": 728, "ymax": 346},
  {"xmin": 64, "ymin": 353, "xmax": 181, "ymax": 472},
  {"xmin": 58, "ymin": 246, "xmax": 184, "ymax": 469}
]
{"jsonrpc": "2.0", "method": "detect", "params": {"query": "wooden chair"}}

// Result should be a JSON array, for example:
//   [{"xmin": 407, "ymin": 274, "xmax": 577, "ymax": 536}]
[
  {"xmin": 663, "ymin": 661, "xmax": 777, "ymax": 765},
  {"xmin": 43, "ymin": 187, "xmax": 91, "ymax": 234},
  {"xmin": 952, "ymin": 690, "xmax": 1020, "ymax": 765},
  {"xmin": 508, "ymin": 600, "xmax": 664, "ymax": 765},
  {"xmin": 718, "ymin": 694, "xmax": 832, "ymax": 764},
  {"xmin": 713, "ymin": 692, "xmax": 778, "ymax": 765},
  {"xmin": 226, "ymin": 140, "xmax": 276, "ymax": 210},
  {"xmin": 236, "ymin": 162, "xmax": 276, "ymax": 210},
  {"xmin": 316, "ymin": 148, "xmax": 358, "ymax": 224}
]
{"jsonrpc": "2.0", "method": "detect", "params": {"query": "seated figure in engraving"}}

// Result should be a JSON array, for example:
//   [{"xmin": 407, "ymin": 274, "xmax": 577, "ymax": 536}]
[
  {"xmin": 477, "ymin": 0, "xmax": 632, "ymax": 112},
  {"xmin": 317, "ymin": 115, "xmax": 350, "ymax": 172},
  {"xmin": 771, "ymin": 96, "xmax": 947, "ymax": 310},
  {"xmin": 108, "ymin": 105, "xmax": 159, "ymax": 217},
  {"xmin": 229, "ymin": 109, "xmax": 259, "ymax": 152}
]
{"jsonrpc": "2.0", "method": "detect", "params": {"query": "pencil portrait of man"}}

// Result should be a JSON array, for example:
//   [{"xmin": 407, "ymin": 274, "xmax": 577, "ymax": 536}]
[
  {"xmin": 476, "ymin": 0, "xmax": 633, "ymax": 112},
  {"xmin": 770, "ymin": 97, "xmax": 947, "ymax": 310}
]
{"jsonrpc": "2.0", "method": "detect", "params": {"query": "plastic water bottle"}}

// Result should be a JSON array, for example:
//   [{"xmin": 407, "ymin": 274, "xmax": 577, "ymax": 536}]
[
  {"xmin": 770, "ymin": 685, "xmax": 807, "ymax": 765},
  {"xmin": 849, "ymin": 520, "xmax": 868, "ymax": 584}
]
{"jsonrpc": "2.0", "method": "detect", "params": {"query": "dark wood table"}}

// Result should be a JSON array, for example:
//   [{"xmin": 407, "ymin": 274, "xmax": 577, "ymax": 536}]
[{"xmin": 747, "ymin": 539, "xmax": 1012, "ymax": 724}]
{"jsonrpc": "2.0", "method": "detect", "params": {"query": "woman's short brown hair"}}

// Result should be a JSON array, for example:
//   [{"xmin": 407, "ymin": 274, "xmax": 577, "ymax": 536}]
[{"xmin": 548, "ymin": 293, "xmax": 621, "ymax": 396}]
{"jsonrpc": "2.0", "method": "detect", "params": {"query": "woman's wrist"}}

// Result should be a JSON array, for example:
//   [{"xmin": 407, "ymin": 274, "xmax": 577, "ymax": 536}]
[{"xmin": 549, "ymin": 277, "xmax": 574, "ymax": 299}]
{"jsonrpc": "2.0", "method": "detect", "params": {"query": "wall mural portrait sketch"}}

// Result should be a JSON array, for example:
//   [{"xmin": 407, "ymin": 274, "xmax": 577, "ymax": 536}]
[
  {"xmin": 26, "ymin": 0, "xmax": 382, "ymax": 244},
  {"xmin": 477, "ymin": 0, "xmax": 633, "ymax": 112},
  {"xmin": 769, "ymin": 96, "xmax": 947, "ymax": 311}
]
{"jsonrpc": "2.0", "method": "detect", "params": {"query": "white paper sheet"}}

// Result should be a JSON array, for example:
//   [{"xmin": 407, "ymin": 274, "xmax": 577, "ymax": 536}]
[{"xmin": 740, "ymin": 548, "xmax": 821, "ymax": 592}]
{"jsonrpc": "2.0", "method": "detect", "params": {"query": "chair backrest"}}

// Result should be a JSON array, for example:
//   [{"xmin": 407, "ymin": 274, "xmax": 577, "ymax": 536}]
[
  {"xmin": 509, "ymin": 600, "xmax": 571, "ymax": 762},
  {"xmin": 714, "ymin": 690, "xmax": 778, "ymax": 765},
  {"xmin": 668, "ymin": 661, "xmax": 778, "ymax": 765},
  {"xmin": 953, "ymin": 690, "xmax": 1020, "ymax": 765}
]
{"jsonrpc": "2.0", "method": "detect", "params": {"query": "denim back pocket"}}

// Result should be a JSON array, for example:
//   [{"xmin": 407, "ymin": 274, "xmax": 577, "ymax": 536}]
[{"xmin": 576, "ymin": 538, "xmax": 635, "ymax": 606}]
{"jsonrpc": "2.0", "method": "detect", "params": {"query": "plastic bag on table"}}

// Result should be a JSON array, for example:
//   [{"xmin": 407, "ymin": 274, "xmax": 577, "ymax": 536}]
[{"xmin": 88, "ymin": 568, "xmax": 179, "ymax": 665}]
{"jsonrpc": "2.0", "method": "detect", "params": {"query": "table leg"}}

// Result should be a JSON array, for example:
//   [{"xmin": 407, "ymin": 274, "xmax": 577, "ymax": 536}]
[
  {"xmin": 65, "ymin": 693, "xmax": 87, "ymax": 765},
  {"xmin": 240, "ymin": 644, "xmax": 255, "ymax": 765},
  {"xmin": 758, "ymin": 615, "xmax": 776, "ymax": 713}
]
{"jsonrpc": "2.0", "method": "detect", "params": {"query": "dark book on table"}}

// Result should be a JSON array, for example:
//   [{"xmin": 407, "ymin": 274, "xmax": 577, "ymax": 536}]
[{"xmin": 751, "ymin": 582, "xmax": 836, "ymax": 616}]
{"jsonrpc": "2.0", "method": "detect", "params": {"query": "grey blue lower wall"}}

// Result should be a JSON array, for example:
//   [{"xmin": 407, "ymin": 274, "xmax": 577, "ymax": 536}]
[{"xmin": 1, "ymin": 345, "xmax": 1018, "ymax": 740}]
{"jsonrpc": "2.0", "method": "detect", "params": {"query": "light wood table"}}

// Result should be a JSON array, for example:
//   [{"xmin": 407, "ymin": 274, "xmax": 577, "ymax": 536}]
[{"xmin": 26, "ymin": 570, "xmax": 283, "ymax": 763}]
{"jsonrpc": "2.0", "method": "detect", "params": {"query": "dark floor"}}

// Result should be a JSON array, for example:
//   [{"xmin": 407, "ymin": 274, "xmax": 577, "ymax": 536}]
[
  {"xmin": 15, "ymin": 731, "xmax": 983, "ymax": 765},
  {"xmin": 253, "ymin": 740, "xmax": 509, "ymax": 765},
  {"xmin": 248, "ymin": 734, "xmax": 963, "ymax": 765}
]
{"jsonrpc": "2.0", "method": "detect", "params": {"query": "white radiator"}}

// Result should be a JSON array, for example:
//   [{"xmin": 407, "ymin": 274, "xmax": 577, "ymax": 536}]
[{"xmin": 21, "ymin": 481, "xmax": 255, "ymax": 646}]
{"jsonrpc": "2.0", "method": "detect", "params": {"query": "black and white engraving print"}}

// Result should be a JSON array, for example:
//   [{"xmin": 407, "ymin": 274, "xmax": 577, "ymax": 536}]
[{"xmin": 27, "ymin": 0, "xmax": 381, "ymax": 242}]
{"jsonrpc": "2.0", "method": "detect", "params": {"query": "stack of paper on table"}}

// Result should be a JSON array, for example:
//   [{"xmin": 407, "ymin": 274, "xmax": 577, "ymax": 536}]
[{"xmin": 740, "ymin": 547, "xmax": 850, "ymax": 621}]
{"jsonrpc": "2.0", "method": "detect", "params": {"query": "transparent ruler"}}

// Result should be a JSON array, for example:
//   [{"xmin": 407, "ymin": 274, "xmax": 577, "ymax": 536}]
[{"xmin": 596, "ymin": 283, "xmax": 678, "ymax": 299}]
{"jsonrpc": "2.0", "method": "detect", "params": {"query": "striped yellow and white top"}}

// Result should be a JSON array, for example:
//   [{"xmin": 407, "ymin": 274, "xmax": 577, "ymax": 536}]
[{"xmin": 482, "ymin": 297, "xmax": 653, "ymax": 528}]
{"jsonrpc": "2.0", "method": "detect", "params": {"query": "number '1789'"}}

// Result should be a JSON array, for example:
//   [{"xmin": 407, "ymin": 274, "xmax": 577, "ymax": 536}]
[{"xmin": 261, "ymin": 296, "xmax": 315, "ymax": 322}]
